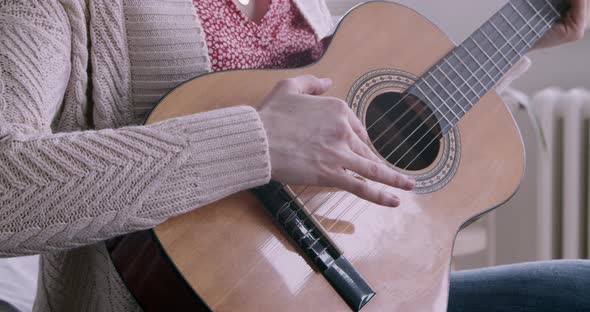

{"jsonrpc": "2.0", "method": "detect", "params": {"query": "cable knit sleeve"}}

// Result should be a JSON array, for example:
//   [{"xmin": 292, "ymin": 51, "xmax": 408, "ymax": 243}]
[{"xmin": 0, "ymin": 2, "xmax": 270, "ymax": 256}]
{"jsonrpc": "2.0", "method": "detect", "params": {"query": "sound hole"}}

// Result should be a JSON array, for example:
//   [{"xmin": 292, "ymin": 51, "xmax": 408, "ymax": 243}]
[{"xmin": 365, "ymin": 92, "xmax": 442, "ymax": 171}]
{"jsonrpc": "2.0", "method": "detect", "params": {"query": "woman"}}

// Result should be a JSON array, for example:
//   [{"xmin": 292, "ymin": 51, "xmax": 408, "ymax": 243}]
[{"xmin": 0, "ymin": 0, "xmax": 587, "ymax": 311}]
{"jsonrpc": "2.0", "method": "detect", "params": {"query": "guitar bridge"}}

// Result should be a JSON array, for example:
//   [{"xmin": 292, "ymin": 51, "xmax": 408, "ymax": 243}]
[{"xmin": 252, "ymin": 181, "xmax": 376, "ymax": 311}]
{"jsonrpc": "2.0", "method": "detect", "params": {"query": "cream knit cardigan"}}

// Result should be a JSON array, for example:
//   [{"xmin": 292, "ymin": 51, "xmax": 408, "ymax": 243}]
[{"xmin": 0, "ymin": 0, "xmax": 528, "ymax": 310}]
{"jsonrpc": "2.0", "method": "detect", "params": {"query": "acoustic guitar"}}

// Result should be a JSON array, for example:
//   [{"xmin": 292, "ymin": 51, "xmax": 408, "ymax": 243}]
[{"xmin": 107, "ymin": 1, "xmax": 569, "ymax": 311}]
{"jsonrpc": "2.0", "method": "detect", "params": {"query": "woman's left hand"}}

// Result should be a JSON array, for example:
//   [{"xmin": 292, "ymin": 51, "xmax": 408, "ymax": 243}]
[{"xmin": 532, "ymin": 0, "xmax": 588, "ymax": 50}]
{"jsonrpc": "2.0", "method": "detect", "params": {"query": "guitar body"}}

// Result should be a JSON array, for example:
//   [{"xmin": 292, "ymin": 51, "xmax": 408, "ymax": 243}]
[{"xmin": 108, "ymin": 2, "xmax": 524, "ymax": 311}]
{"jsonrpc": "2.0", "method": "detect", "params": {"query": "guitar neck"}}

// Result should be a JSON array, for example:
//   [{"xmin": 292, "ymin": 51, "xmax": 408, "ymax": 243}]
[{"xmin": 412, "ymin": 0, "xmax": 569, "ymax": 129}]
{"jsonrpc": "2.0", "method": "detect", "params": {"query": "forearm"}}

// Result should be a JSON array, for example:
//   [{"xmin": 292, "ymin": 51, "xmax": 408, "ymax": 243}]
[
  {"xmin": 0, "ymin": 106, "xmax": 270, "ymax": 256},
  {"xmin": 0, "ymin": 0, "xmax": 271, "ymax": 256}
]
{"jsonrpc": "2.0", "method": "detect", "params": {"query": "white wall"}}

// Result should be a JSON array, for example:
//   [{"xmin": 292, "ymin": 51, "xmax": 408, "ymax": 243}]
[
  {"xmin": 328, "ymin": 0, "xmax": 506, "ymax": 40},
  {"xmin": 515, "ymin": 39, "xmax": 590, "ymax": 93}
]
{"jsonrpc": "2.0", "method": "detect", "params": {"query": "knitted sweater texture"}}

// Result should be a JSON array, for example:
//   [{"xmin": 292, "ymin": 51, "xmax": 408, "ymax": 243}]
[{"xmin": 0, "ymin": 0, "xmax": 526, "ymax": 311}]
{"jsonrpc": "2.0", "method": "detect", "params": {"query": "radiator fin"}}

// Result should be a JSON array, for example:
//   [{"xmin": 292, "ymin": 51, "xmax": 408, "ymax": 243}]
[{"xmin": 534, "ymin": 89, "xmax": 590, "ymax": 260}]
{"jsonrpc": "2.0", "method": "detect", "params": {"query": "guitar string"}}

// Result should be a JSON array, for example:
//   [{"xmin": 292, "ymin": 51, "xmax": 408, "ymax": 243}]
[
  {"xmin": 274, "ymin": 185, "xmax": 348, "ymax": 230},
  {"xmin": 374, "ymin": 0, "xmax": 556, "ymax": 161},
  {"xmin": 300, "ymin": 188, "xmax": 361, "ymax": 240},
  {"xmin": 323, "ymin": 6, "xmax": 559, "ymax": 242},
  {"xmin": 384, "ymin": 28, "xmax": 556, "ymax": 166},
  {"xmin": 270, "ymin": 1, "xmax": 558, "ymax": 255},
  {"xmin": 394, "ymin": 2, "xmax": 556, "ymax": 169},
  {"xmin": 366, "ymin": 0, "xmax": 559, "ymax": 133},
  {"xmin": 316, "ymin": 1, "xmax": 556, "ymax": 217},
  {"xmin": 273, "ymin": 2, "xmax": 556, "ymax": 249},
  {"xmin": 364, "ymin": 0, "xmax": 556, "ymax": 138},
  {"xmin": 281, "ymin": 185, "xmax": 361, "ymax": 243},
  {"xmin": 285, "ymin": 4, "xmax": 558, "ymax": 255},
  {"xmin": 380, "ymin": 0, "xmax": 556, "ymax": 164}
]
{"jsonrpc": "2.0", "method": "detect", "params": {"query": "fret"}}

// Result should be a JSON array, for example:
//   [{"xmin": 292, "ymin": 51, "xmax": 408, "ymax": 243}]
[
  {"xmin": 439, "ymin": 59, "xmax": 469, "ymax": 89},
  {"xmin": 433, "ymin": 65, "xmax": 470, "ymax": 112},
  {"xmin": 489, "ymin": 18, "xmax": 522, "ymax": 60},
  {"xmin": 507, "ymin": 16, "xmax": 537, "ymax": 57},
  {"xmin": 489, "ymin": 23, "xmax": 522, "ymax": 77},
  {"xmin": 519, "ymin": 1, "xmax": 548, "ymax": 40},
  {"xmin": 525, "ymin": 0, "xmax": 553, "ymax": 29},
  {"xmin": 501, "ymin": 3, "xmax": 526, "ymax": 32},
  {"xmin": 429, "ymin": 69, "xmax": 468, "ymax": 114},
  {"xmin": 479, "ymin": 24, "xmax": 501, "ymax": 53},
  {"xmin": 422, "ymin": 73, "xmax": 463, "ymax": 119},
  {"xmin": 411, "ymin": 0, "xmax": 568, "ymax": 132},
  {"xmin": 463, "ymin": 40, "xmax": 496, "ymax": 84},
  {"xmin": 443, "ymin": 56, "xmax": 479, "ymax": 104},
  {"xmin": 543, "ymin": 0, "xmax": 561, "ymax": 15},
  {"xmin": 471, "ymin": 36, "xmax": 503, "ymax": 75},
  {"xmin": 466, "ymin": 35, "xmax": 503, "ymax": 86},
  {"xmin": 518, "ymin": 5, "xmax": 556, "ymax": 50},
  {"xmin": 438, "ymin": 61, "xmax": 475, "ymax": 110},
  {"xmin": 506, "ymin": 1, "xmax": 558, "ymax": 51},
  {"xmin": 414, "ymin": 84, "xmax": 454, "ymax": 125},
  {"xmin": 452, "ymin": 49, "xmax": 488, "ymax": 94},
  {"xmin": 468, "ymin": 76, "xmax": 487, "ymax": 99},
  {"xmin": 510, "ymin": 1, "xmax": 533, "ymax": 27},
  {"xmin": 421, "ymin": 77, "xmax": 461, "ymax": 120},
  {"xmin": 531, "ymin": 1, "xmax": 560, "ymax": 32},
  {"xmin": 480, "ymin": 24, "xmax": 513, "ymax": 71},
  {"xmin": 500, "ymin": 11, "xmax": 532, "ymax": 51}
]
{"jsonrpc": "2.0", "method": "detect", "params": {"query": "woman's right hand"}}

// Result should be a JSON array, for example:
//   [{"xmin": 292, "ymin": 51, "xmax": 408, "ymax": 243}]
[{"xmin": 258, "ymin": 75, "xmax": 415, "ymax": 208}]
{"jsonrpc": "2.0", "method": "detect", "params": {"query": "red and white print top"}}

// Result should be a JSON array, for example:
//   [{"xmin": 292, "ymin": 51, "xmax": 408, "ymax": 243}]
[{"xmin": 193, "ymin": 0, "xmax": 326, "ymax": 71}]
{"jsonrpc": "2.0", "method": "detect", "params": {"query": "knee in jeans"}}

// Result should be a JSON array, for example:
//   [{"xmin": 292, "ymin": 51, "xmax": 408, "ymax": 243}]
[{"xmin": 541, "ymin": 260, "xmax": 590, "ymax": 289}]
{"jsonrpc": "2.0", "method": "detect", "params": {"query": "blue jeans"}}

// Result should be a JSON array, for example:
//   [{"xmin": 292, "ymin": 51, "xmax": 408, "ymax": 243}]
[{"xmin": 448, "ymin": 260, "xmax": 590, "ymax": 311}]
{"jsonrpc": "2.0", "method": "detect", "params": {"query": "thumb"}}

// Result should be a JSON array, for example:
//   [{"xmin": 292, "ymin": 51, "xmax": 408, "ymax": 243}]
[{"xmin": 292, "ymin": 75, "xmax": 333, "ymax": 95}]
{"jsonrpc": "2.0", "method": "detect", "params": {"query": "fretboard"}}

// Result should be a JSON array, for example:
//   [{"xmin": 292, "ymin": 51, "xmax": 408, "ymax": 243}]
[{"xmin": 411, "ymin": 0, "xmax": 569, "ymax": 130}]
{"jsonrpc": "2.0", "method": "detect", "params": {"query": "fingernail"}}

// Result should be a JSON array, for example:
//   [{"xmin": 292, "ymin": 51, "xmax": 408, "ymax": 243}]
[
  {"xmin": 390, "ymin": 195, "xmax": 400, "ymax": 207},
  {"xmin": 322, "ymin": 78, "xmax": 333, "ymax": 84}
]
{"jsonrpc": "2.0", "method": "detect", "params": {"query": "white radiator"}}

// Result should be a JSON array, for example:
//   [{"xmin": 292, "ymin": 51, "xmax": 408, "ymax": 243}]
[{"xmin": 534, "ymin": 89, "xmax": 590, "ymax": 260}]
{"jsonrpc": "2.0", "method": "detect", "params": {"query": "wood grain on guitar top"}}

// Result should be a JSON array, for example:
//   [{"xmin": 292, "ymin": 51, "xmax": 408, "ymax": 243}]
[{"xmin": 116, "ymin": 2, "xmax": 525, "ymax": 311}]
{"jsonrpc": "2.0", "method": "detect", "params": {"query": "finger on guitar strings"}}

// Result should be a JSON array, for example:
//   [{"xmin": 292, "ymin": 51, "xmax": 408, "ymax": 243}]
[
  {"xmin": 331, "ymin": 170, "xmax": 401, "ymax": 208},
  {"xmin": 348, "ymin": 128, "xmax": 382, "ymax": 163},
  {"xmin": 343, "ymin": 152, "xmax": 415, "ymax": 192}
]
